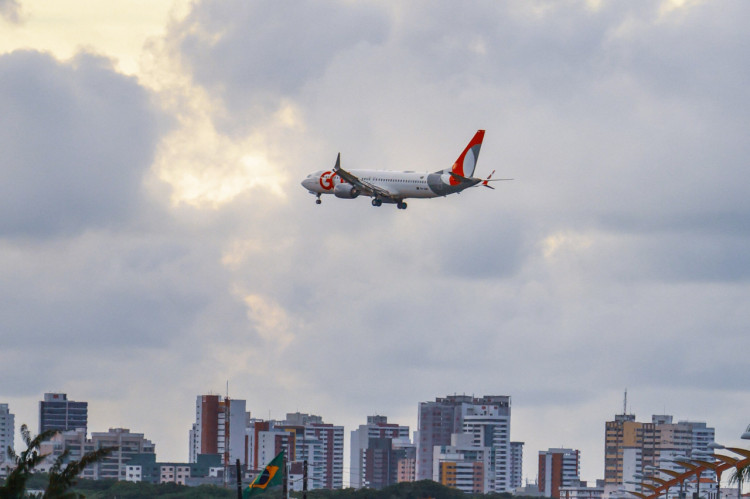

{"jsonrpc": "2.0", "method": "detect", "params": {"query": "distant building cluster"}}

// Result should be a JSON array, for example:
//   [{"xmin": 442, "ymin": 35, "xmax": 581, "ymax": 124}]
[
  {"xmin": 0, "ymin": 393, "xmax": 726, "ymax": 499},
  {"xmin": 418, "ymin": 395, "xmax": 520, "ymax": 494}
]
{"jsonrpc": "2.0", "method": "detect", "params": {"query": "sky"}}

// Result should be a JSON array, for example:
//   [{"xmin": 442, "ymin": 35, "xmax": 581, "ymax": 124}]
[{"xmin": 1, "ymin": 0, "xmax": 749, "ymax": 486}]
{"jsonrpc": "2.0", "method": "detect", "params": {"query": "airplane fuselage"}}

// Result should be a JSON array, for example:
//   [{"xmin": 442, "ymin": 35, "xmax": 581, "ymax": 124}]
[
  {"xmin": 301, "ymin": 130, "xmax": 490, "ymax": 209},
  {"xmin": 301, "ymin": 169, "xmax": 480, "ymax": 202}
]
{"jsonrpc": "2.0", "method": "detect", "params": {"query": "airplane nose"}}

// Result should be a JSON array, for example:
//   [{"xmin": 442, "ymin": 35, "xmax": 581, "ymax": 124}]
[{"xmin": 301, "ymin": 177, "xmax": 315, "ymax": 190}]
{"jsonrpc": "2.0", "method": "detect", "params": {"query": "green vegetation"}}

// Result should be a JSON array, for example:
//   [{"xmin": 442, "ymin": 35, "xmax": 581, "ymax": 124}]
[
  {"xmin": 62, "ymin": 480, "xmax": 525, "ymax": 499},
  {"xmin": 302, "ymin": 481, "xmax": 516, "ymax": 499},
  {"xmin": 72, "ymin": 480, "xmax": 235, "ymax": 498},
  {"xmin": 1, "ymin": 425, "xmax": 57, "ymax": 497},
  {"xmin": 729, "ymin": 460, "xmax": 750, "ymax": 497},
  {"xmin": 1, "ymin": 423, "xmax": 112, "ymax": 498}
]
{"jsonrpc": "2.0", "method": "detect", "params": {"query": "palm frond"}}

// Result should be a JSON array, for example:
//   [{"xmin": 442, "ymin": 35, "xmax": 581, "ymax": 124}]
[{"xmin": 43, "ymin": 446, "xmax": 115, "ymax": 498}]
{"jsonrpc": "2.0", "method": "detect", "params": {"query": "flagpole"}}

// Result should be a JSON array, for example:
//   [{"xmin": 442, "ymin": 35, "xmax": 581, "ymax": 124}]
[
  {"xmin": 236, "ymin": 459, "xmax": 242, "ymax": 499},
  {"xmin": 282, "ymin": 452, "xmax": 288, "ymax": 499}
]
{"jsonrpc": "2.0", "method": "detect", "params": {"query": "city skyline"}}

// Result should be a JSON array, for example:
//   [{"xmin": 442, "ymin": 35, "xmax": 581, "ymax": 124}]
[
  {"xmin": 1, "ymin": 390, "xmax": 743, "ymax": 489},
  {"xmin": 2, "ymin": 0, "xmax": 750, "ymax": 490}
]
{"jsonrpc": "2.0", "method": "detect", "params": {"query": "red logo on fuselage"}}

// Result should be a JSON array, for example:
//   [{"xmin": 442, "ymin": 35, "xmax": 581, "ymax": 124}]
[{"xmin": 319, "ymin": 171, "xmax": 339, "ymax": 190}]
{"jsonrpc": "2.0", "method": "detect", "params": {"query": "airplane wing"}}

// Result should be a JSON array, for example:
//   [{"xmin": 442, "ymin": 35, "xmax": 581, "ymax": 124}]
[{"xmin": 333, "ymin": 153, "xmax": 396, "ymax": 200}]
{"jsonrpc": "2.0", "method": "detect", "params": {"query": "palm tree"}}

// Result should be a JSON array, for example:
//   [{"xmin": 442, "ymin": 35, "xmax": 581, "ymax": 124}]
[
  {"xmin": 728, "ymin": 461, "xmax": 750, "ymax": 499},
  {"xmin": 1, "ymin": 423, "xmax": 114, "ymax": 498},
  {"xmin": 43, "ymin": 446, "xmax": 114, "ymax": 498},
  {"xmin": 0, "ymin": 424, "xmax": 57, "ymax": 497}
]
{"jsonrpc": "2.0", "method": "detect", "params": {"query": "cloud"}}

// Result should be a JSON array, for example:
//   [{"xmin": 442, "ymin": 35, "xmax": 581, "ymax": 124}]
[
  {"xmin": 0, "ymin": 0, "xmax": 21, "ymax": 24},
  {"xmin": 3, "ymin": 0, "xmax": 750, "ymax": 483},
  {"xmin": 168, "ymin": 0, "xmax": 389, "ymax": 132},
  {"xmin": 0, "ymin": 50, "xmax": 168, "ymax": 238}
]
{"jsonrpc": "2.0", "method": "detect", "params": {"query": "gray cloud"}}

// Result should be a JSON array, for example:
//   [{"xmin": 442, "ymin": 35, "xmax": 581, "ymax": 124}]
[
  {"xmin": 0, "ymin": 50, "xmax": 168, "ymax": 238},
  {"xmin": 170, "ymin": 0, "xmax": 389, "ymax": 131},
  {"xmin": 0, "ymin": 0, "xmax": 21, "ymax": 24}
]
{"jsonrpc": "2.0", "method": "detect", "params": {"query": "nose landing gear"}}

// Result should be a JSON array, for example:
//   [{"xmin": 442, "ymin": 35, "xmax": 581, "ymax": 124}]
[{"xmin": 315, "ymin": 194, "xmax": 322, "ymax": 205}]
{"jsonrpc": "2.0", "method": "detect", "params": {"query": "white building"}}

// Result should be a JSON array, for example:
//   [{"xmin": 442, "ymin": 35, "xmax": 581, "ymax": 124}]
[
  {"xmin": 0, "ymin": 404, "xmax": 14, "ymax": 478},
  {"xmin": 461, "ymin": 397, "xmax": 512, "ymax": 492},
  {"xmin": 417, "ymin": 394, "xmax": 512, "ymax": 493},
  {"xmin": 38, "ymin": 427, "xmax": 154, "ymax": 480},
  {"xmin": 433, "ymin": 433, "xmax": 490, "ymax": 494},
  {"xmin": 189, "ymin": 395, "xmax": 247, "ymax": 466},
  {"xmin": 91, "ymin": 428, "xmax": 156, "ymax": 480},
  {"xmin": 559, "ymin": 481, "xmax": 604, "ymax": 499},
  {"xmin": 247, "ymin": 413, "xmax": 343, "ymax": 490},
  {"xmin": 350, "ymin": 415, "xmax": 411, "ymax": 489},
  {"xmin": 278, "ymin": 414, "xmax": 344, "ymax": 490},
  {"xmin": 510, "ymin": 441, "xmax": 524, "ymax": 490},
  {"xmin": 38, "ymin": 428, "xmax": 96, "ymax": 478}
]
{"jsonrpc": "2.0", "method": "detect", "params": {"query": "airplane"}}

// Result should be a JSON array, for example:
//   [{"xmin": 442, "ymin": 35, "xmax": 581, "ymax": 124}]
[{"xmin": 300, "ymin": 130, "xmax": 507, "ymax": 209}]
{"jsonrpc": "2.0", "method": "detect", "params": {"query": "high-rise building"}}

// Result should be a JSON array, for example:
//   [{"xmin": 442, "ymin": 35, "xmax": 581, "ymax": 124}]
[
  {"xmin": 278, "ymin": 413, "xmax": 344, "ymax": 490},
  {"xmin": 246, "ymin": 412, "xmax": 343, "ymax": 490},
  {"xmin": 434, "ymin": 433, "xmax": 490, "ymax": 494},
  {"xmin": 604, "ymin": 411, "xmax": 716, "ymax": 490},
  {"xmin": 417, "ymin": 395, "xmax": 465, "ymax": 481},
  {"xmin": 394, "ymin": 439, "xmax": 417, "ymax": 484},
  {"xmin": 539, "ymin": 448, "xmax": 580, "ymax": 498},
  {"xmin": 510, "ymin": 441, "xmax": 524, "ymax": 490},
  {"xmin": 350, "ymin": 415, "xmax": 412, "ymax": 489},
  {"xmin": 0, "ymin": 403, "xmax": 14, "ymax": 477},
  {"xmin": 417, "ymin": 394, "xmax": 512, "ymax": 493},
  {"xmin": 39, "ymin": 393, "xmax": 87, "ymax": 435},
  {"xmin": 189, "ymin": 395, "xmax": 247, "ymax": 466}
]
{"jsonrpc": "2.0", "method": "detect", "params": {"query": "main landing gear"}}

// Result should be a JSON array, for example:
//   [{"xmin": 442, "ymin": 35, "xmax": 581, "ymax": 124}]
[{"xmin": 371, "ymin": 198, "xmax": 407, "ymax": 209}]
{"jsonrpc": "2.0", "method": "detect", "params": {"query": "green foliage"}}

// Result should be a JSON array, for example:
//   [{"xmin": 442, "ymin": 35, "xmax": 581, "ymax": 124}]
[
  {"xmin": 0, "ymin": 424, "xmax": 113, "ymax": 498},
  {"xmin": 75, "ymin": 480, "xmax": 235, "ymax": 498},
  {"xmin": 62, "ymin": 479, "xmax": 531, "ymax": 499},
  {"xmin": 44, "ymin": 446, "xmax": 115, "ymax": 498},
  {"xmin": 728, "ymin": 460, "xmax": 750, "ymax": 489},
  {"xmin": 0, "ymin": 424, "xmax": 58, "ymax": 497},
  {"xmin": 298, "ymin": 480, "xmax": 516, "ymax": 499}
]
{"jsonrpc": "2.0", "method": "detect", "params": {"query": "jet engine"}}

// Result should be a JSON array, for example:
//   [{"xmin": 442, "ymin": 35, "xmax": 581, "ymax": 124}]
[{"xmin": 333, "ymin": 184, "xmax": 360, "ymax": 199}]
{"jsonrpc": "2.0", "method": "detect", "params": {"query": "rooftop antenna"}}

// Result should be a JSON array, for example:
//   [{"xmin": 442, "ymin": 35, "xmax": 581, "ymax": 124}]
[{"xmin": 623, "ymin": 389, "xmax": 628, "ymax": 415}]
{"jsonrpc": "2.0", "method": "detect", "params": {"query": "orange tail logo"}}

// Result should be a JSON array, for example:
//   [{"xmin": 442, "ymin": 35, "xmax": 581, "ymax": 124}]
[{"xmin": 449, "ymin": 130, "xmax": 485, "ymax": 186}]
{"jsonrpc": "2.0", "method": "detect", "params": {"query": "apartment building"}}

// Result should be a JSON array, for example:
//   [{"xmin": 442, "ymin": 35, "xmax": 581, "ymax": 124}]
[
  {"xmin": 189, "ymin": 395, "xmax": 247, "ymax": 466},
  {"xmin": 39, "ymin": 393, "xmax": 87, "ymax": 435},
  {"xmin": 417, "ymin": 394, "xmax": 512, "ymax": 493},
  {"xmin": 539, "ymin": 448, "xmax": 580, "ymax": 498},
  {"xmin": 350, "ymin": 415, "xmax": 412, "ymax": 489},
  {"xmin": 0, "ymin": 404, "xmax": 14, "ymax": 478}
]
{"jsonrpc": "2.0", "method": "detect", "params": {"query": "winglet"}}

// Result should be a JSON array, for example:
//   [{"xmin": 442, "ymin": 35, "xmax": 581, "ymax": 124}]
[{"xmin": 334, "ymin": 152, "xmax": 341, "ymax": 171}]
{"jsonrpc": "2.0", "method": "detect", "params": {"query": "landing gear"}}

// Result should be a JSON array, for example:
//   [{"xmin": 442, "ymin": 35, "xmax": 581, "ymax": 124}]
[
  {"xmin": 315, "ymin": 194, "xmax": 322, "ymax": 205},
  {"xmin": 397, "ymin": 201, "xmax": 408, "ymax": 210},
  {"xmin": 372, "ymin": 199, "xmax": 382, "ymax": 207}
]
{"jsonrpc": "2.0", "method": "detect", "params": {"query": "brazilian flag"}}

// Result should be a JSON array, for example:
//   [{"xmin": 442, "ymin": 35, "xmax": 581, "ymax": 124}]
[{"xmin": 243, "ymin": 450, "xmax": 284, "ymax": 499}]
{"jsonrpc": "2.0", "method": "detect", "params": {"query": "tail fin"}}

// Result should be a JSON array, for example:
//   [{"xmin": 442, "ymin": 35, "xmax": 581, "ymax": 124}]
[{"xmin": 447, "ymin": 130, "xmax": 485, "ymax": 185}]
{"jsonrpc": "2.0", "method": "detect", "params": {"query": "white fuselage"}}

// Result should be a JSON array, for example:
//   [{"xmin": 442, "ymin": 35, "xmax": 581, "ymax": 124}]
[{"xmin": 302, "ymin": 169, "xmax": 447, "ymax": 199}]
